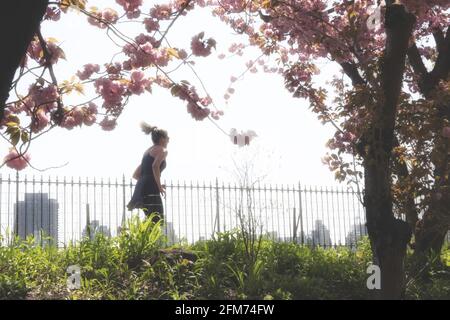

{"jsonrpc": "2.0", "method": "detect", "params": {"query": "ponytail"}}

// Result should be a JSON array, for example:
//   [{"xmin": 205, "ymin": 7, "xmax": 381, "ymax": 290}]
[{"xmin": 140, "ymin": 121, "xmax": 156, "ymax": 135}]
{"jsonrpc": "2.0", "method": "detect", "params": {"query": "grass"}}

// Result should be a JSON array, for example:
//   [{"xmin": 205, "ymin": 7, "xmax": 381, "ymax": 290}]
[{"xmin": 0, "ymin": 214, "xmax": 448, "ymax": 300}]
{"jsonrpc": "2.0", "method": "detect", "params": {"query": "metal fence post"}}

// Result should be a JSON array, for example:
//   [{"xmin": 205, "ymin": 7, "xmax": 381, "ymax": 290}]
[
  {"xmin": 215, "ymin": 177, "xmax": 220, "ymax": 234},
  {"xmin": 298, "ymin": 181, "xmax": 304, "ymax": 245},
  {"xmin": 86, "ymin": 203, "xmax": 91, "ymax": 240},
  {"xmin": 122, "ymin": 173, "xmax": 126, "ymax": 228},
  {"xmin": 14, "ymin": 170, "xmax": 19, "ymax": 237},
  {"xmin": 293, "ymin": 207, "xmax": 297, "ymax": 244}
]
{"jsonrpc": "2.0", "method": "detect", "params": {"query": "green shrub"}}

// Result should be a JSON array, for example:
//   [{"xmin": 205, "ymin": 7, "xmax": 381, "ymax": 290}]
[{"xmin": 0, "ymin": 222, "xmax": 448, "ymax": 300}]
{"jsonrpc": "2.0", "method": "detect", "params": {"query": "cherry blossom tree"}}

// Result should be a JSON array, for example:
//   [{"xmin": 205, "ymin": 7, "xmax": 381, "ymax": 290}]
[
  {"xmin": 0, "ymin": 0, "xmax": 231, "ymax": 172},
  {"xmin": 1, "ymin": 0, "xmax": 449, "ymax": 300},
  {"xmin": 206, "ymin": 0, "xmax": 449, "ymax": 298}
]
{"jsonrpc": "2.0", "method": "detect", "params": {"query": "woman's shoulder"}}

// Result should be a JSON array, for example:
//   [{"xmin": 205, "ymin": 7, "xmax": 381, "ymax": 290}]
[{"xmin": 146, "ymin": 145, "xmax": 167, "ymax": 157}]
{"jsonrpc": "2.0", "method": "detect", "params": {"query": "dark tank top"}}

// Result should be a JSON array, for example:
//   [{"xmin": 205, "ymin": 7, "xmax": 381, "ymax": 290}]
[{"xmin": 141, "ymin": 151, "xmax": 166, "ymax": 177}]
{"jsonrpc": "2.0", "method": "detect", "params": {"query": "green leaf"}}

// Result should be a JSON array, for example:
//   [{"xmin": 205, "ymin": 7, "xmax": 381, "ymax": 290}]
[
  {"xmin": 11, "ymin": 131, "xmax": 20, "ymax": 146},
  {"xmin": 21, "ymin": 131, "xmax": 29, "ymax": 143}
]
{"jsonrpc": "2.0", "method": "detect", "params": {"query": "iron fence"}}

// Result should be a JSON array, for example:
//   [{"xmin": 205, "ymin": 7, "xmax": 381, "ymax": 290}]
[{"xmin": 0, "ymin": 172, "xmax": 448, "ymax": 248}]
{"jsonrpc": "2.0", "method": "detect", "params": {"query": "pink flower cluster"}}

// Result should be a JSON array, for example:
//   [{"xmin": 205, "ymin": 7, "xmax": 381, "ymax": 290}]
[
  {"xmin": 99, "ymin": 116, "xmax": 117, "ymax": 131},
  {"xmin": 94, "ymin": 78, "xmax": 127, "ymax": 111},
  {"xmin": 81, "ymin": 102, "xmax": 98, "ymax": 126},
  {"xmin": 18, "ymin": 84, "xmax": 60, "ymax": 116},
  {"xmin": 154, "ymin": 75, "xmax": 172, "ymax": 89},
  {"xmin": 128, "ymin": 71, "xmax": 152, "ymax": 95},
  {"xmin": 228, "ymin": 43, "xmax": 245, "ymax": 56},
  {"xmin": 122, "ymin": 34, "xmax": 170, "ymax": 68},
  {"xmin": 150, "ymin": 4, "xmax": 172, "ymax": 20},
  {"xmin": 200, "ymin": 96, "xmax": 212, "ymax": 106},
  {"xmin": 60, "ymin": 103, "xmax": 99, "ymax": 130},
  {"xmin": 143, "ymin": 18, "xmax": 160, "ymax": 33},
  {"xmin": 3, "ymin": 148, "xmax": 31, "ymax": 171},
  {"xmin": 61, "ymin": 106, "xmax": 84, "ymax": 130},
  {"xmin": 27, "ymin": 39, "xmax": 64, "ymax": 65},
  {"xmin": 77, "ymin": 64, "xmax": 100, "ymax": 80},
  {"xmin": 105, "ymin": 62, "xmax": 122, "ymax": 75},
  {"xmin": 191, "ymin": 32, "xmax": 216, "ymax": 57},
  {"xmin": 210, "ymin": 110, "xmax": 224, "ymax": 120},
  {"xmin": 31, "ymin": 109, "xmax": 51, "ymax": 133},
  {"xmin": 187, "ymin": 102, "xmax": 210, "ymax": 121},
  {"xmin": 171, "ymin": 83, "xmax": 213, "ymax": 121},
  {"xmin": 88, "ymin": 8, "xmax": 119, "ymax": 28},
  {"xmin": 116, "ymin": 0, "xmax": 142, "ymax": 18}
]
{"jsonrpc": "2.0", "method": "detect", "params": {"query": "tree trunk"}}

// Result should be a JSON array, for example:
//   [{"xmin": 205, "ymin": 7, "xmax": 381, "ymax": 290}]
[
  {"xmin": 360, "ymin": 4, "xmax": 416, "ymax": 299},
  {"xmin": 0, "ymin": 0, "xmax": 48, "ymax": 121},
  {"xmin": 407, "ymin": 27, "xmax": 450, "ymax": 257}
]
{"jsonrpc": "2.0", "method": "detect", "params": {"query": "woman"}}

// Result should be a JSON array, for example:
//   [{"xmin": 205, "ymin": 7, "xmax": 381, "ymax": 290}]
[{"xmin": 127, "ymin": 121, "xmax": 169, "ymax": 224}]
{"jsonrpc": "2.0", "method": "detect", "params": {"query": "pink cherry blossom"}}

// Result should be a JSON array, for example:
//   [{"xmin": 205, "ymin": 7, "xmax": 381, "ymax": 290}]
[
  {"xmin": 116, "ymin": 0, "xmax": 142, "ymax": 14},
  {"xmin": 94, "ymin": 78, "xmax": 127, "ymax": 110},
  {"xmin": 186, "ymin": 102, "xmax": 210, "ymax": 121},
  {"xmin": 128, "ymin": 71, "xmax": 152, "ymax": 95},
  {"xmin": 103, "ymin": 8, "xmax": 119, "ymax": 23},
  {"xmin": 210, "ymin": 110, "xmax": 224, "ymax": 120},
  {"xmin": 99, "ymin": 116, "xmax": 117, "ymax": 131},
  {"xmin": 4, "ymin": 148, "xmax": 31, "ymax": 171},
  {"xmin": 31, "ymin": 109, "xmax": 50, "ymax": 133},
  {"xmin": 83, "ymin": 114, "xmax": 96, "ymax": 126},
  {"xmin": 144, "ymin": 18, "xmax": 160, "ymax": 32},
  {"xmin": 87, "ymin": 102, "xmax": 98, "ymax": 114},
  {"xmin": 191, "ymin": 32, "xmax": 216, "ymax": 57},
  {"xmin": 71, "ymin": 106, "xmax": 84, "ymax": 124},
  {"xmin": 105, "ymin": 62, "xmax": 122, "ymax": 75},
  {"xmin": 27, "ymin": 39, "xmax": 64, "ymax": 65},
  {"xmin": 77, "ymin": 64, "xmax": 100, "ymax": 80},
  {"xmin": 200, "ymin": 96, "xmax": 212, "ymax": 106},
  {"xmin": 150, "ymin": 4, "xmax": 172, "ymax": 20}
]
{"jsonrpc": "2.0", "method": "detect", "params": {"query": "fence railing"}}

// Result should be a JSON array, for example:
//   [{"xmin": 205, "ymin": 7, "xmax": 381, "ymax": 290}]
[{"xmin": 0, "ymin": 172, "xmax": 448, "ymax": 248}]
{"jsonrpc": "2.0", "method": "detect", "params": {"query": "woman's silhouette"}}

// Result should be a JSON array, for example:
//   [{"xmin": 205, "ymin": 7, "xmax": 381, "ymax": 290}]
[{"xmin": 127, "ymin": 122, "xmax": 169, "ymax": 223}]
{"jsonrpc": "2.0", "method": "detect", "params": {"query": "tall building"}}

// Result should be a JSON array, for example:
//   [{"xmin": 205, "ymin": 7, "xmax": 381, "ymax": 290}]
[
  {"xmin": 345, "ymin": 223, "xmax": 368, "ymax": 248},
  {"xmin": 306, "ymin": 220, "xmax": 332, "ymax": 247},
  {"xmin": 82, "ymin": 220, "xmax": 111, "ymax": 239},
  {"xmin": 14, "ymin": 193, "xmax": 59, "ymax": 245}
]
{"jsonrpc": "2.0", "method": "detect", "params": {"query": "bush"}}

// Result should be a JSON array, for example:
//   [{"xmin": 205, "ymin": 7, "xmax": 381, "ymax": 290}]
[{"xmin": 0, "ymin": 222, "xmax": 448, "ymax": 300}]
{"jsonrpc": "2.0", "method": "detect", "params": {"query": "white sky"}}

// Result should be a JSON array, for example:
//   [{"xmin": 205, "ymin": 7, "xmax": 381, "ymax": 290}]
[{"xmin": 1, "ymin": 3, "xmax": 342, "ymax": 187}]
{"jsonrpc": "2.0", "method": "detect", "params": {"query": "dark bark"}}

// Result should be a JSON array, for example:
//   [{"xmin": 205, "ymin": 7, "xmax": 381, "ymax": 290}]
[
  {"xmin": 415, "ymin": 110, "xmax": 450, "ymax": 256},
  {"xmin": 360, "ymin": 4, "xmax": 416, "ymax": 299},
  {"xmin": 0, "ymin": 0, "xmax": 49, "ymax": 122},
  {"xmin": 407, "ymin": 26, "xmax": 450, "ymax": 98},
  {"xmin": 340, "ymin": 62, "xmax": 366, "ymax": 86},
  {"xmin": 392, "ymin": 137, "xmax": 418, "ymax": 229},
  {"xmin": 406, "ymin": 27, "xmax": 450, "ymax": 255}
]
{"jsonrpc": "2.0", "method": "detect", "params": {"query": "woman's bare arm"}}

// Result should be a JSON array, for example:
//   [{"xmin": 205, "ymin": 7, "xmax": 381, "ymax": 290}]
[{"xmin": 152, "ymin": 149, "xmax": 168, "ymax": 190}]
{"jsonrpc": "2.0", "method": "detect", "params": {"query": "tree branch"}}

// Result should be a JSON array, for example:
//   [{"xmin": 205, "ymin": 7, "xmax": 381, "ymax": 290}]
[
  {"xmin": 407, "ymin": 26, "xmax": 450, "ymax": 97},
  {"xmin": 407, "ymin": 42, "xmax": 428, "ymax": 78},
  {"xmin": 340, "ymin": 62, "xmax": 366, "ymax": 86}
]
